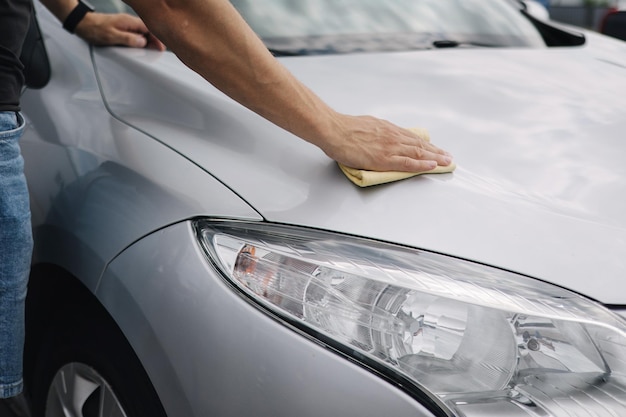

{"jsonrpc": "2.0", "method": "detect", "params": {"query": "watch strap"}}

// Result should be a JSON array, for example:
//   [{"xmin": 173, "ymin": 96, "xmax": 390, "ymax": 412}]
[{"xmin": 63, "ymin": 0, "xmax": 94, "ymax": 33}]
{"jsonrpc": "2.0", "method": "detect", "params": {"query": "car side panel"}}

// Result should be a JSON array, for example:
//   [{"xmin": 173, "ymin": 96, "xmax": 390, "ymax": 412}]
[
  {"xmin": 99, "ymin": 221, "xmax": 437, "ymax": 417},
  {"xmin": 20, "ymin": 5, "xmax": 261, "ymax": 290}
]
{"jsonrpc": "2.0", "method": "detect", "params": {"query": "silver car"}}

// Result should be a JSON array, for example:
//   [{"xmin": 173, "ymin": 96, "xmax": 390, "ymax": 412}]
[{"xmin": 20, "ymin": 0, "xmax": 626, "ymax": 416}]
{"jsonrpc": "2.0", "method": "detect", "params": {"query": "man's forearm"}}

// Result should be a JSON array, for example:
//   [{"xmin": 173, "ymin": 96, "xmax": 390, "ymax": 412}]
[
  {"xmin": 124, "ymin": 0, "xmax": 452, "ymax": 172},
  {"xmin": 126, "ymin": 0, "xmax": 338, "ymax": 150}
]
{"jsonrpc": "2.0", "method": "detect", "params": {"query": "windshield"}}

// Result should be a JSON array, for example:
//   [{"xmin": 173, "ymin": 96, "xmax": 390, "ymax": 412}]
[
  {"xmin": 230, "ymin": 0, "xmax": 546, "ymax": 54},
  {"xmin": 92, "ymin": 0, "xmax": 546, "ymax": 54}
]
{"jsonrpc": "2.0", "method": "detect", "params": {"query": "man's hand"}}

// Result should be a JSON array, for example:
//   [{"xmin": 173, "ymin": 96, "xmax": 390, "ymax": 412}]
[
  {"xmin": 319, "ymin": 113, "xmax": 453, "ymax": 172},
  {"xmin": 75, "ymin": 12, "xmax": 165, "ymax": 50}
]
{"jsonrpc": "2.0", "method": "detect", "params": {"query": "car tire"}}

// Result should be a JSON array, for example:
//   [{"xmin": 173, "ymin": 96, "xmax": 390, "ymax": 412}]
[{"xmin": 30, "ymin": 304, "xmax": 168, "ymax": 417}]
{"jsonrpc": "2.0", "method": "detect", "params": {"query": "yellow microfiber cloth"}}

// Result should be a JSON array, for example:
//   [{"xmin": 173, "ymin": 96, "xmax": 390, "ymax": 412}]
[{"xmin": 338, "ymin": 127, "xmax": 456, "ymax": 187}]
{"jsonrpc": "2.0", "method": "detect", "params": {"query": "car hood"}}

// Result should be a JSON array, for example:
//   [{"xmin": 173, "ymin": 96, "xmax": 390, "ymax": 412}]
[{"xmin": 96, "ymin": 32, "xmax": 626, "ymax": 304}]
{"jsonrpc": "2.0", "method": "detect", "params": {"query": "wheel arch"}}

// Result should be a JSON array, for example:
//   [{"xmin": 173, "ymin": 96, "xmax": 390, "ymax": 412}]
[
  {"xmin": 24, "ymin": 262, "xmax": 168, "ymax": 416},
  {"xmin": 24, "ymin": 263, "xmax": 101, "ymax": 390}
]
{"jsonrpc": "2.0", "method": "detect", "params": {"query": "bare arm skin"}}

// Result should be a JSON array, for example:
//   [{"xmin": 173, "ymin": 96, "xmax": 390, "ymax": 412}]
[
  {"xmin": 125, "ymin": 0, "xmax": 453, "ymax": 172},
  {"xmin": 130, "ymin": 0, "xmax": 453, "ymax": 172},
  {"xmin": 39, "ymin": 0, "xmax": 165, "ymax": 50}
]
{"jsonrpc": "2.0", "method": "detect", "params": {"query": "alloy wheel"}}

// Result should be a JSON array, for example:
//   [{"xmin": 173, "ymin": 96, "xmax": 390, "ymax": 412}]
[{"xmin": 45, "ymin": 362, "xmax": 127, "ymax": 417}]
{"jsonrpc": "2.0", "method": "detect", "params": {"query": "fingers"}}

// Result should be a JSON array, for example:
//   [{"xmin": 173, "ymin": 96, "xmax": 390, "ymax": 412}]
[
  {"xmin": 145, "ymin": 32, "xmax": 167, "ymax": 51},
  {"xmin": 321, "ymin": 114, "xmax": 454, "ymax": 173},
  {"xmin": 384, "ymin": 150, "xmax": 451, "ymax": 173},
  {"xmin": 117, "ymin": 30, "xmax": 149, "ymax": 48},
  {"xmin": 401, "ymin": 131, "xmax": 453, "ymax": 168},
  {"xmin": 355, "ymin": 121, "xmax": 452, "ymax": 172},
  {"xmin": 115, "ymin": 13, "xmax": 150, "ymax": 32},
  {"xmin": 110, "ymin": 14, "xmax": 165, "ymax": 49},
  {"xmin": 393, "ymin": 156, "xmax": 438, "ymax": 173},
  {"xmin": 391, "ymin": 149, "xmax": 450, "ymax": 173},
  {"xmin": 406, "ymin": 147, "xmax": 453, "ymax": 169},
  {"xmin": 76, "ymin": 13, "xmax": 165, "ymax": 50}
]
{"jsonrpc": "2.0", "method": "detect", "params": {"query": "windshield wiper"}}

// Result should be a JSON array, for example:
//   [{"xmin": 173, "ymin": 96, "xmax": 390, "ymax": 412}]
[
  {"xmin": 267, "ymin": 48, "xmax": 303, "ymax": 57},
  {"xmin": 265, "ymin": 36, "xmax": 500, "ymax": 57},
  {"xmin": 432, "ymin": 39, "xmax": 499, "ymax": 48}
]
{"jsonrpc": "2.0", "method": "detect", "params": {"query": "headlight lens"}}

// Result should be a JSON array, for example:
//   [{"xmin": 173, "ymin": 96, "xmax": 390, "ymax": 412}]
[{"xmin": 195, "ymin": 220, "xmax": 626, "ymax": 417}]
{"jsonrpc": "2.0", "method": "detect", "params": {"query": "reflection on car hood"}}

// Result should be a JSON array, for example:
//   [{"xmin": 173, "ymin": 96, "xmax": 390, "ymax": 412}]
[{"xmin": 97, "ymin": 33, "xmax": 626, "ymax": 304}]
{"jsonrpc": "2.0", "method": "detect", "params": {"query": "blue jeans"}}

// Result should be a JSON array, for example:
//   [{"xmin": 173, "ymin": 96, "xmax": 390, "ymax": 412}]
[{"xmin": 0, "ymin": 112, "xmax": 32, "ymax": 398}]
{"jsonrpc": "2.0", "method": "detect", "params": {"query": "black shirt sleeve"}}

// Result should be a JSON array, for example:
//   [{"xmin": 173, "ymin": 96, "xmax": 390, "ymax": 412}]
[{"xmin": 0, "ymin": 0, "xmax": 33, "ymax": 112}]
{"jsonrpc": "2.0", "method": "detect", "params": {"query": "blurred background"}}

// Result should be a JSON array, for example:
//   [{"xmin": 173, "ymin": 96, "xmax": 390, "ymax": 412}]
[{"xmin": 542, "ymin": 0, "xmax": 625, "ymax": 32}]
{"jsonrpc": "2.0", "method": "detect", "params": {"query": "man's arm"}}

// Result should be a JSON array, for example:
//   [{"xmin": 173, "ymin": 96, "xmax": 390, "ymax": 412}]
[
  {"xmin": 124, "ymin": 0, "xmax": 452, "ymax": 172},
  {"xmin": 39, "ymin": 0, "xmax": 165, "ymax": 50}
]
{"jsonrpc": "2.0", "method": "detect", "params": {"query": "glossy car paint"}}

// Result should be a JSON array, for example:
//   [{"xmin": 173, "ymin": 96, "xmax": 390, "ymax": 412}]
[
  {"xmin": 20, "ymin": 3, "xmax": 626, "ymax": 417},
  {"xmin": 21, "ymin": 13, "xmax": 261, "ymax": 292},
  {"xmin": 21, "ymin": 7, "xmax": 439, "ymax": 416},
  {"xmin": 94, "ymin": 34, "xmax": 626, "ymax": 304}
]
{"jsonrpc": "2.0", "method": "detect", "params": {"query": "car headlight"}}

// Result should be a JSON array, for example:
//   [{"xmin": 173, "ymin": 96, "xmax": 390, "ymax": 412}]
[{"xmin": 195, "ymin": 219, "xmax": 626, "ymax": 417}]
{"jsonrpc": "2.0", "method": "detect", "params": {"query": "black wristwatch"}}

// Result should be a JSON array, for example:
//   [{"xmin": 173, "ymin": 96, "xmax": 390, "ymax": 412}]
[{"xmin": 63, "ymin": 0, "xmax": 95, "ymax": 33}]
